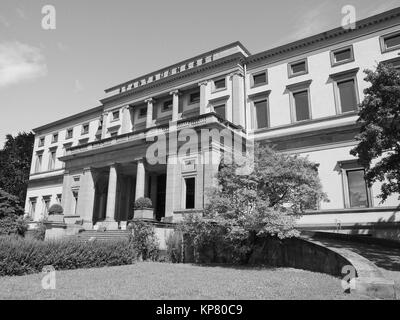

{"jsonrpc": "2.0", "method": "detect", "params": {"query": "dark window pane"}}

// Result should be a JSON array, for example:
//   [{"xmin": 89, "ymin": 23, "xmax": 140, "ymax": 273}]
[
  {"xmin": 113, "ymin": 111, "xmax": 119, "ymax": 120},
  {"xmin": 293, "ymin": 90, "xmax": 310, "ymax": 121},
  {"xmin": 214, "ymin": 78, "xmax": 226, "ymax": 90},
  {"xmin": 190, "ymin": 92, "xmax": 200, "ymax": 103},
  {"xmin": 139, "ymin": 108, "xmax": 147, "ymax": 117},
  {"xmin": 385, "ymin": 33, "xmax": 400, "ymax": 49},
  {"xmin": 253, "ymin": 73, "xmax": 267, "ymax": 86},
  {"xmin": 338, "ymin": 79, "xmax": 357, "ymax": 112},
  {"xmin": 291, "ymin": 61, "xmax": 306, "ymax": 74},
  {"xmin": 185, "ymin": 178, "xmax": 195, "ymax": 209},
  {"xmin": 334, "ymin": 49, "xmax": 352, "ymax": 62},
  {"xmin": 254, "ymin": 100, "xmax": 268, "ymax": 129},
  {"xmin": 163, "ymin": 100, "xmax": 172, "ymax": 111},
  {"xmin": 214, "ymin": 104, "xmax": 225, "ymax": 119},
  {"xmin": 347, "ymin": 170, "xmax": 369, "ymax": 208}
]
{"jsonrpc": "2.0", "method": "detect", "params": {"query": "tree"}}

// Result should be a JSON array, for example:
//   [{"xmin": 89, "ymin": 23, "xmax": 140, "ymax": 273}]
[
  {"xmin": 0, "ymin": 189, "xmax": 27, "ymax": 236},
  {"xmin": 0, "ymin": 132, "xmax": 34, "ymax": 205},
  {"xmin": 350, "ymin": 63, "xmax": 400, "ymax": 202},
  {"xmin": 181, "ymin": 144, "xmax": 327, "ymax": 263}
]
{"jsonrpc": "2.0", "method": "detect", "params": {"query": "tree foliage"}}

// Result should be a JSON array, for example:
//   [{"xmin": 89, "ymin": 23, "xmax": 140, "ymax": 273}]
[
  {"xmin": 350, "ymin": 64, "xmax": 400, "ymax": 202},
  {"xmin": 0, "ymin": 189, "xmax": 27, "ymax": 236},
  {"xmin": 0, "ymin": 132, "xmax": 34, "ymax": 205}
]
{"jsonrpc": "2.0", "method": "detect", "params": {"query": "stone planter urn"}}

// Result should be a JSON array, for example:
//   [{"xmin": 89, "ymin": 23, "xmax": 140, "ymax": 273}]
[
  {"xmin": 133, "ymin": 197, "xmax": 154, "ymax": 220},
  {"xmin": 134, "ymin": 208, "xmax": 154, "ymax": 220}
]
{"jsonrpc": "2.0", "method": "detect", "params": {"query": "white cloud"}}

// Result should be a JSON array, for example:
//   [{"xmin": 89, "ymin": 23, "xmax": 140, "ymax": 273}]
[
  {"xmin": 16, "ymin": 8, "xmax": 26, "ymax": 20},
  {"xmin": 0, "ymin": 15, "xmax": 10, "ymax": 28},
  {"xmin": 0, "ymin": 42, "xmax": 47, "ymax": 88}
]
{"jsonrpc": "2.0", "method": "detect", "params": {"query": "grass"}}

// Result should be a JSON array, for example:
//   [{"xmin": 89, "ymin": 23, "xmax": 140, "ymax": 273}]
[{"xmin": 0, "ymin": 262, "xmax": 370, "ymax": 300}]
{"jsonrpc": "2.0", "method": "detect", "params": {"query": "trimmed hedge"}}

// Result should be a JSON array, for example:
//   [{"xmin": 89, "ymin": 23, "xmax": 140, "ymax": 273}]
[{"xmin": 0, "ymin": 237, "xmax": 137, "ymax": 276}]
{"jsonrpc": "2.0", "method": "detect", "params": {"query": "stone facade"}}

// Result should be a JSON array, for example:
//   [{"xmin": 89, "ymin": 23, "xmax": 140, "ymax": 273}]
[{"xmin": 25, "ymin": 8, "xmax": 400, "ymax": 236}]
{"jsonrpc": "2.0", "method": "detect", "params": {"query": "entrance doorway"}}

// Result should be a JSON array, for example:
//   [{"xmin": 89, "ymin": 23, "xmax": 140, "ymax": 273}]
[{"xmin": 155, "ymin": 174, "xmax": 166, "ymax": 221}]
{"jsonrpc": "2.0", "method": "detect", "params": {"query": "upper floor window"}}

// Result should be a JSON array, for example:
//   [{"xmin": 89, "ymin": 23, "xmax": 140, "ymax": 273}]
[
  {"xmin": 66, "ymin": 128, "xmax": 73, "ymax": 139},
  {"xmin": 251, "ymin": 71, "xmax": 268, "ymax": 87},
  {"xmin": 288, "ymin": 59, "xmax": 308, "ymax": 78},
  {"xmin": 35, "ymin": 153, "xmax": 43, "ymax": 173},
  {"xmin": 330, "ymin": 45, "xmax": 354, "ymax": 67},
  {"xmin": 189, "ymin": 92, "xmax": 200, "ymax": 104},
  {"xmin": 253, "ymin": 99, "xmax": 269, "ymax": 129},
  {"xmin": 286, "ymin": 80, "xmax": 312, "ymax": 123},
  {"xmin": 380, "ymin": 31, "xmax": 400, "ymax": 53},
  {"xmin": 81, "ymin": 123, "xmax": 89, "ymax": 135},
  {"xmin": 184, "ymin": 177, "xmax": 196, "ymax": 209},
  {"xmin": 162, "ymin": 100, "xmax": 173, "ymax": 112},
  {"xmin": 112, "ymin": 110, "xmax": 120, "ymax": 121},
  {"xmin": 38, "ymin": 137, "xmax": 45, "ymax": 147},
  {"xmin": 213, "ymin": 103, "xmax": 226, "ymax": 119},
  {"xmin": 48, "ymin": 149, "xmax": 57, "ymax": 171},
  {"xmin": 51, "ymin": 133, "xmax": 58, "ymax": 143},
  {"xmin": 213, "ymin": 78, "xmax": 226, "ymax": 91},
  {"xmin": 330, "ymin": 68, "xmax": 359, "ymax": 114},
  {"xmin": 381, "ymin": 57, "xmax": 400, "ymax": 71},
  {"xmin": 139, "ymin": 107, "xmax": 147, "ymax": 118}
]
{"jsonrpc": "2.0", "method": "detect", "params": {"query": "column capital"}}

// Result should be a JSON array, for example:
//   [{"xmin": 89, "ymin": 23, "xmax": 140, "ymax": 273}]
[
  {"xmin": 229, "ymin": 70, "xmax": 244, "ymax": 79},
  {"xmin": 169, "ymin": 89, "xmax": 180, "ymax": 96},
  {"xmin": 121, "ymin": 104, "xmax": 131, "ymax": 111},
  {"xmin": 144, "ymin": 98, "xmax": 155, "ymax": 104},
  {"xmin": 198, "ymin": 80, "xmax": 209, "ymax": 87}
]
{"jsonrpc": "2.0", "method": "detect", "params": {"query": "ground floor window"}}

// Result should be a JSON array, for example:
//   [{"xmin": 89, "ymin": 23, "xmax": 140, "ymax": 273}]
[
  {"xmin": 29, "ymin": 197, "xmax": 37, "ymax": 217},
  {"xmin": 42, "ymin": 196, "xmax": 51, "ymax": 216},
  {"xmin": 73, "ymin": 191, "xmax": 79, "ymax": 215},
  {"xmin": 184, "ymin": 177, "xmax": 195, "ymax": 209},
  {"xmin": 346, "ymin": 169, "xmax": 370, "ymax": 208}
]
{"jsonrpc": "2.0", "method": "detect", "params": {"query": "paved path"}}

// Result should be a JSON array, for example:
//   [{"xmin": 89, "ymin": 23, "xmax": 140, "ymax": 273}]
[{"xmin": 307, "ymin": 236, "xmax": 400, "ymax": 298}]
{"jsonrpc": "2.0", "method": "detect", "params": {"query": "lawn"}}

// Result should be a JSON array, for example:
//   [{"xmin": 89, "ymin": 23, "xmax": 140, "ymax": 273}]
[{"xmin": 0, "ymin": 262, "xmax": 369, "ymax": 300}]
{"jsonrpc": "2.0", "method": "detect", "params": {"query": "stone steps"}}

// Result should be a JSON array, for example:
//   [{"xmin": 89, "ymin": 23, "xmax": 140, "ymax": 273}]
[{"xmin": 73, "ymin": 230, "xmax": 131, "ymax": 242}]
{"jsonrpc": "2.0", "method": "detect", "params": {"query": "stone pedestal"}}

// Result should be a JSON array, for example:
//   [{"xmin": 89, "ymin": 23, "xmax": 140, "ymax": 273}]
[{"xmin": 133, "ymin": 208, "xmax": 154, "ymax": 220}]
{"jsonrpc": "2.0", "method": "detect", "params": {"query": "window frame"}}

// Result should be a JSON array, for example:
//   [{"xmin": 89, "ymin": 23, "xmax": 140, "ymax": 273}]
[
  {"xmin": 287, "ymin": 58, "xmax": 309, "ymax": 78},
  {"xmin": 182, "ymin": 176, "xmax": 196, "ymax": 210},
  {"xmin": 380, "ymin": 57, "xmax": 400, "ymax": 71},
  {"xmin": 138, "ymin": 107, "xmax": 147, "ymax": 118},
  {"xmin": 249, "ymin": 92, "xmax": 271, "ymax": 130},
  {"xmin": 339, "ymin": 160, "xmax": 373, "ymax": 209},
  {"xmin": 213, "ymin": 103, "xmax": 226, "ymax": 119},
  {"xmin": 66, "ymin": 128, "xmax": 74, "ymax": 140},
  {"xmin": 162, "ymin": 99, "xmax": 173, "ymax": 112},
  {"xmin": 42, "ymin": 195, "xmax": 51, "ymax": 216},
  {"xmin": 112, "ymin": 110, "xmax": 120, "ymax": 121},
  {"xmin": 51, "ymin": 133, "xmax": 58, "ymax": 144},
  {"xmin": 250, "ymin": 70, "xmax": 268, "ymax": 88},
  {"xmin": 286, "ymin": 80, "xmax": 312, "ymax": 123},
  {"xmin": 212, "ymin": 77, "xmax": 227, "ymax": 92},
  {"xmin": 35, "ymin": 152, "xmax": 43, "ymax": 173},
  {"xmin": 81, "ymin": 123, "xmax": 90, "ymax": 135},
  {"xmin": 38, "ymin": 137, "xmax": 45, "ymax": 148},
  {"xmin": 380, "ymin": 30, "xmax": 400, "ymax": 53},
  {"xmin": 330, "ymin": 68, "xmax": 360, "ymax": 115},
  {"xmin": 48, "ymin": 148, "xmax": 57, "ymax": 171},
  {"xmin": 189, "ymin": 91, "xmax": 200, "ymax": 104},
  {"xmin": 330, "ymin": 45, "xmax": 355, "ymax": 67},
  {"xmin": 29, "ymin": 197, "xmax": 37, "ymax": 217}
]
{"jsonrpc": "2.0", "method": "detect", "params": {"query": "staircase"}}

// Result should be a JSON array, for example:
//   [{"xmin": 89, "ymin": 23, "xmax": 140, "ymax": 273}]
[{"xmin": 73, "ymin": 230, "xmax": 131, "ymax": 242}]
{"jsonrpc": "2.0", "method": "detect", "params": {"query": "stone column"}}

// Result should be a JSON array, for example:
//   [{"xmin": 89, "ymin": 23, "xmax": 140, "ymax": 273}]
[
  {"xmin": 145, "ymin": 98, "xmax": 154, "ymax": 128},
  {"xmin": 198, "ymin": 81, "xmax": 208, "ymax": 115},
  {"xmin": 165, "ymin": 153, "xmax": 178, "ymax": 220},
  {"xmin": 121, "ymin": 105, "xmax": 132, "ymax": 133},
  {"xmin": 101, "ymin": 112, "xmax": 108, "ymax": 139},
  {"xmin": 231, "ymin": 71, "xmax": 245, "ymax": 128},
  {"xmin": 104, "ymin": 164, "xmax": 118, "ymax": 229},
  {"xmin": 135, "ymin": 159, "xmax": 145, "ymax": 200},
  {"xmin": 76, "ymin": 168, "xmax": 96, "ymax": 229},
  {"xmin": 170, "ymin": 90, "xmax": 180, "ymax": 122},
  {"xmin": 61, "ymin": 172, "xmax": 73, "ymax": 215}
]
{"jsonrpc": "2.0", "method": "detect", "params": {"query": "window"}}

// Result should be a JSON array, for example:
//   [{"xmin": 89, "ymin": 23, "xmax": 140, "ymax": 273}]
[
  {"xmin": 184, "ymin": 177, "xmax": 195, "ymax": 209},
  {"xmin": 337, "ymin": 79, "xmax": 358, "ymax": 113},
  {"xmin": 42, "ymin": 196, "xmax": 51, "ymax": 216},
  {"xmin": 48, "ymin": 150, "xmax": 56, "ymax": 171},
  {"xmin": 293, "ymin": 90, "xmax": 311, "ymax": 122},
  {"xmin": 330, "ymin": 45, "xmax": 354, "ymax": 67},
  {"xmin": 112, "ymin": 110, "xmax": 120, "ymax": 121},
  {"xmin": 381, "ymin": 57, "xmax": 400, "ymax": 71},
  {"xmin": 346, "ymin": 169, "xmax": 370, "ymax": 208},
  {"xmin": 330, "ymin": 68, "xmax": 359, "ymax": 114},
  {"xmin": 288, "ymin": 59, "xmax": 308, "ymax": 78},
  {"xmin": 73, "ymin": 191, "xmax": 79, "ymax": 215},
  {"xmin": 79, "ymin": 138, "xmax": 89, "ymax": 145},
  {"xmin": 162, "ymin": 100, "xmax": 173, "ymax": 111},
  {"xmin": 52, "ymin": 133, "xmax": 58, "ymax": 143},
  {"xmin": 213, "ymin": 78, "xmax": 226, "ymax": 91},
  {"xmin": 66, "ymin": 128, "xmax": 73, "ymax": 139},
  {"xmin": 189, "ymin": 92, "xmax": 200, "ymax": 104},
  {"xmin": 253, "ymin": 99, "xmax": 269, "ymax": 129},
  {"xmin": 81, "ymin": 123, "xmax": 89, "ymax": 135},
  {"xmin": 139, "ymin": 108, "xmax": 147, "ymax": 118},
  {"xmin": 380, "ymin": 31, "xmax": 400, "ymax": 53},
  {"xmin": 213, "ymin": 104, "xmax": 226, "ymax": 119},
  {"xmin": 251, "ymin": 71, "xmax": 268, "ymax": 87},
  {"xmin": 286, "ymin": 80, "xmax": 312, "ymax": 123},
  {"xmin": 29, "ymin": 198, "xmax": 37, "ymax": 217},
  {"xmin": 35, "ymin": 153, "xmax": 42, "ymax": 173},
  {"xmin": 38, "ymin": 137, "xmax": 45, "ymax": 147},
  {"xmin": 56, "ymin": 194, "xmax": 62, "ymax": 204},
  {"xmin": 110, "ymin": 131, "xmax": 118, "ymax": 138}
]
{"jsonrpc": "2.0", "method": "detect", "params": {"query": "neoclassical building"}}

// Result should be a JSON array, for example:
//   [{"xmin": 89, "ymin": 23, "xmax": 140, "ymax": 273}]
[{"xmin": 26, "ymin": 8, "xmax": 400, "ymax": 237}]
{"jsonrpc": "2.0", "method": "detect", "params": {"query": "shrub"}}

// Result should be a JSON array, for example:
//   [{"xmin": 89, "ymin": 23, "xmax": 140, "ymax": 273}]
[
  {"xmin": 134, "ymin": 197, "xmax": 153, "ymax": 210},
  {"xmin": 0, "ymin": 237, "xmax": 137, "ymax": 276},
  {"xmin": 166, "ymin": 231, "xmax": 183, "ymax": 263},
  {"xmin": 0, "ymin": 189, "xmax": 24, "ymax": 219},
  {"xmin": 48, "ymin": 204, "xmax": 63, "ymax": 215},
  {"xmin": 128, "ymin": 220, "xmax": 159, "ymax": 261},
  {"xmin": 31, "ymin": 220, "xmax": 47, "ymax": 241},
  {"xmin": 0, "ymin": 214, "xmax": 28, "ymax": 237}
]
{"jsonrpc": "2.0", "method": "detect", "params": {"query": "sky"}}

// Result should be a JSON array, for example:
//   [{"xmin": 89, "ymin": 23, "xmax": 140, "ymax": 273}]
[{"xmin": 0, "ymin": 0, "xmax": 399, "ymax": 147}]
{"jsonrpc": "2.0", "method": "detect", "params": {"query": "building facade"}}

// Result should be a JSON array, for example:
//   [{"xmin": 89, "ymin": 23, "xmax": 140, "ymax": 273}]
[{"xmin": 25, "ymin": 8, "xmax": 400, "ymax": 237}]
